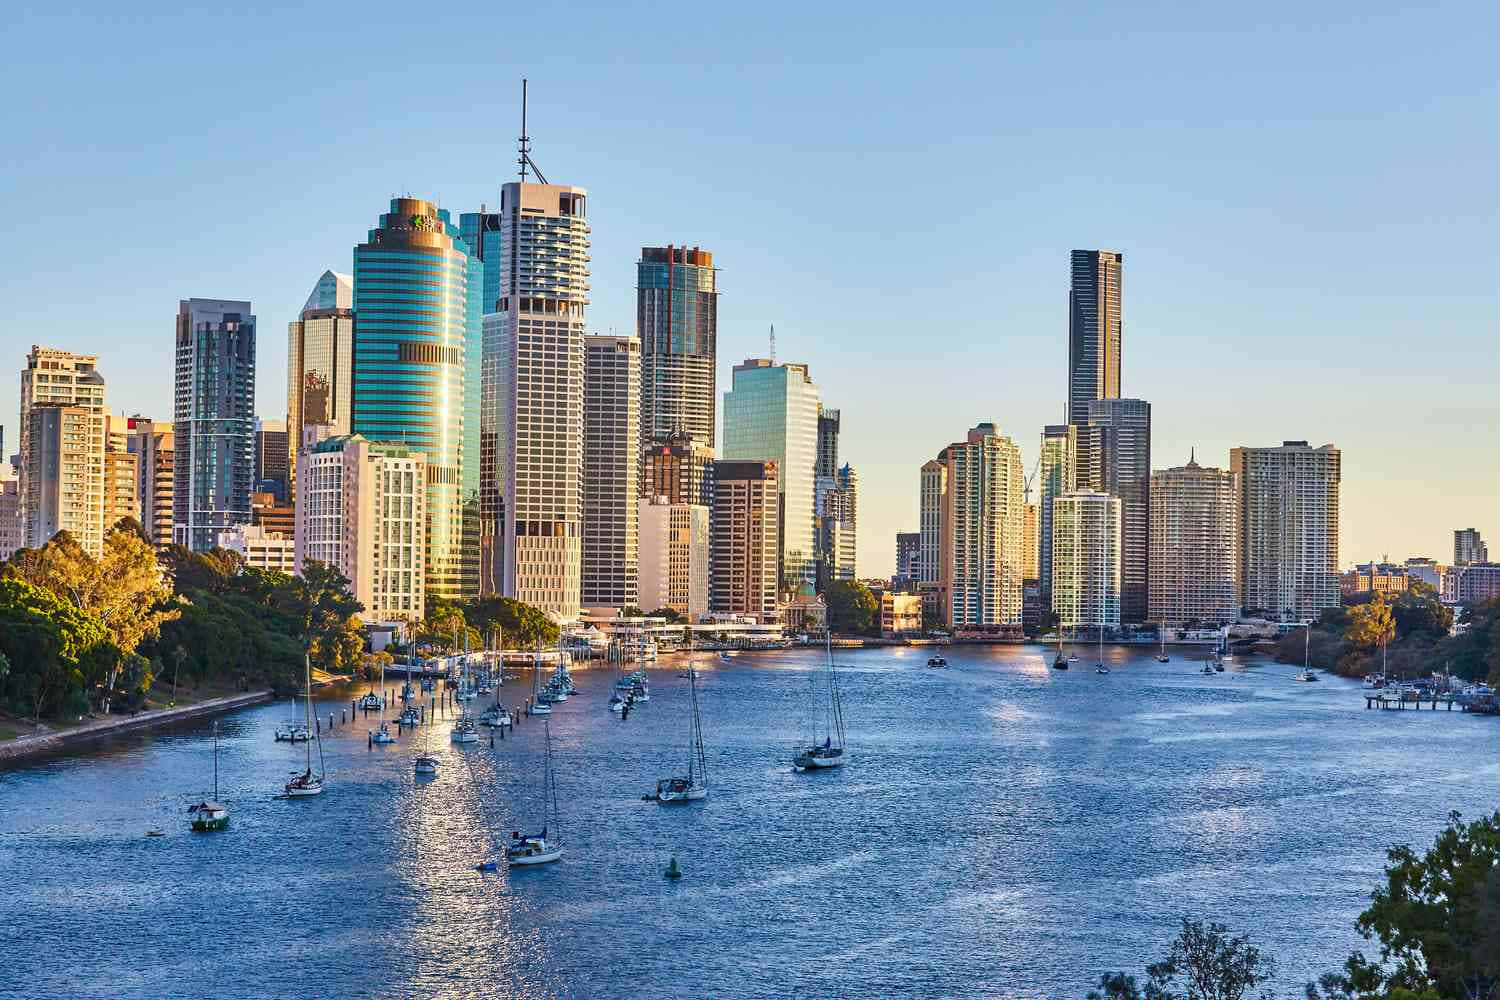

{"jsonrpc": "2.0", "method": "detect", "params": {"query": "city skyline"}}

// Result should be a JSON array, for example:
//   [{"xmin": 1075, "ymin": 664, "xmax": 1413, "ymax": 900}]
[{"xmin": 4, "ymin": 5, "xmax": 1497, "ymax": 574}]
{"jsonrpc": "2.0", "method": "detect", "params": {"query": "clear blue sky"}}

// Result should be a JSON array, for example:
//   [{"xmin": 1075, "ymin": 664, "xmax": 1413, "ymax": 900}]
[{"xmin": 3, "ymin": 1, "xmax": 1497, "ymax": 574}]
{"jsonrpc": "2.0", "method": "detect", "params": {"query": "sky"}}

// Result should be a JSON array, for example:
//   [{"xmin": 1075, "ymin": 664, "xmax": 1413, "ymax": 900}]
[{"xmin": 2, "ymin": 1, "xmax": 1497, "ymax": 575}]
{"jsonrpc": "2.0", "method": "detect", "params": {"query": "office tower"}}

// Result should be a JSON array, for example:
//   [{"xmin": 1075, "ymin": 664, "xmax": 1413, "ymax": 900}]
[
  {"xmin": 250, "ymin": 490, "xmax": 294, "ymax": 539},
  {"xmin": 816, "ymin": 463, "xmax": 858, "ymax": 590},
  {"xmin": 1229, "ymin": 441, "xmax": 1341, "ymax": 621},
  {"xmin": 895, "ymin": 531, "xmax": 921, "ymax": 586},
  {"xmin": 352, "ymin": 199, "xmax": 481, "ymax": 600},
  {"xmin": 641, "ymin": 431, "xmax": 715, "ymax": 507},
  {"xmin": 124, "ymin": 417, "xmax": 174, "ymax": 549},
  {"xmin": 0, "ymin": 474, "xmax": 20, "ymax": 561},
  {"xmin": 174, "ymin": 299, "xmax": 256, "ymax": 551},
  {"xmin": 481, "ymin": 180, "xmax": 590, "ymax": 614},
  {"xmin": 285, "ymin": 270, "xmax": 354, "ymax": 496},
  {"xmin": 582, "ymin": 334, "xmax": 640, "ymax": 610},
  {"xmin": 816, "ymin": 407, "xmax": 840, "ymax": 478},
  {"xmin": 1038, "ymin": 424, "xmax": 1077, "ymax": 609},
  {"xmin": 639, "ymin": 246, "xmax": 717, "ymax": 450},
  {"xmin": 24, "ymin": 404, "xmax": 106, "ymax": 555},
  {"xmin": 1455, "ymin": 529, "xmax": 1488, "ymax": 565},
  {"xmin": 1067, "ymin": 249, "xmax": 1123, "ymax": 425},
  {"xmin": 1076, "ymin": 398, "xmax": 1151, "ymax": 623},
  {"xmin": 253, "ymin": 418, "xmax": 289, "ymax": 501},
  {"xmin": 935, "ymin": 423, "xmax": 1026, "ymax": 628},
  {"xmin": 709, "ymin": 459, "xmax": 780, "ymax": 621},
  {"xmin": 723, "ymin": 359, "xmax": 820, "ymax": 592},
  {"xmin": 19, "ymin": 347, "xmax": 107, "ymax": 552},
  {"xmin": 918, "ymin": 459, "xmax": 946, "ymax": 585},
  {"xmin": 1051, "ymin": 490, "xmax": 1123, "ymax": 629},
  {"xmin": 459, "ymin": 209, "xmax": 503, "ymax": 314},
  {"xmin": 1149, "ymin": 456, "xmax": 1238, "ymax": 626},
  {"xmin": 102, "ymin": 415, "xmax": 138, "ymax": 535},
  {"xmin": 1023, "ymin": 502, "xmax": 1040, "ymax": 581},
  {"xmin": 638, "ymin": 495, "xmax": 710, "ymax": 620},
  {"xmin": 296, "ymin": 434, "xmax": 427, "ymax": 623}
]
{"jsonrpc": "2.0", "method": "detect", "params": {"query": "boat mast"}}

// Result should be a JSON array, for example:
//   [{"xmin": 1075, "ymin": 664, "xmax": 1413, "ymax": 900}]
[
  {"xmin": 212, "ymin": 721, "xmax": 219, "ymax": 800},
  {"xmin": 304, "ymin": 653, "xmax": 314, "ymax": 773}
]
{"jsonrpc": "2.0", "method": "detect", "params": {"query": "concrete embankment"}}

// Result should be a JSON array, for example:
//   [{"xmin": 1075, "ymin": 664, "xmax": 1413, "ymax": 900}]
[{"xmin": 0, "ymin": 691, "xmax": 272, "ymax": 766}]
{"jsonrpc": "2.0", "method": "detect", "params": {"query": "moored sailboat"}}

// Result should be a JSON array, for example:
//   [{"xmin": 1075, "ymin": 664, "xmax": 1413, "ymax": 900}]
[
  {"xmin": 284, "ymin": 655, "xmax": 327, "ymax": 797},
  {"xmin": 188, "ymin": 721, "xmax": 230, "ymax": 832},
  {"xmin": 507, "ymin": 720, "xmax": 564, "ymax": 866},
  {"xmin": 657, "ymin": 666, "xmax": 708, "ymax": 802},
  {"xmin": 794, "ymin": 631, "xmax": 848, "ymax": 771}
]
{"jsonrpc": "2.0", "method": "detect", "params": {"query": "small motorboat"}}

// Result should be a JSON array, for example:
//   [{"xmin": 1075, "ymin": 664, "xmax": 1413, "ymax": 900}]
[
  {"xmin": 450, "ymin": 716, "xmax": 479, "ymax": 743},
  {"xmin": 370, "ymin": 722, "xmax": 397, "ymax": 745},
  {"xmin": 927, "ymin": 655, "xmax": 948, "ymax": 668},
  {"xmin": 358, "ymin": 691, "xmax": 383, "ymax": 712},
  {"xmin": 1096, "ymin": 665, "xmax": 1110, "ymax": 675}
]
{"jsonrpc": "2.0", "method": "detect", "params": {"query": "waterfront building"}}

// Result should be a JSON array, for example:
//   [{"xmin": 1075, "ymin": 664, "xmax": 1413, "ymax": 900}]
[
  {"xmin": 881, "ymin": 591, "xmax": 923, "ymax": 637},
  {"xmin": 1229, "ymin": 441, "xmax": 1341, "ymax": 621},
  {"xmin": 123, "ymin": 416, "xmax": 174, "ymax": 549},
  {"xmin": 254, "ymin": 418, "xmax": 289, "ymax": 501},
  {"xmin": 352, "ymin": 199, "xmax": 480, "ymax": 601},
  {"xmin": 19, "ymin": 347, "xmax": 107, "ymax": 553},
  {"xmin": 217, "ymin": 523, "xmax": 295, "ymax": 573},
  {"xmin": 582, "ymin": 334, "xmax": 640, "ymax": 610},
  {"xmin": 723, "ymin": 359, "xmax": 820, "ymax": 593},
  {"xmin": 1038, "ymin": 423, "xmax": 1076, "ymax": 609},
  {"xmin": 1076, "ymin": 398, "xmax": 1151, "ymax": 623},
  {"xmin": 1340, "ymin": 562, "xmax": 1410, "ymax": 598},
  {"xmin": 1455, "ymin": 529, "xmax": 1488, "ymax": 565},
  {"xmin": 638, "ymin": 495, "xmax": 709, "ymax": 620},
  {"xmin": 250, "ymin": 490, "xmax": 294, "ymax": 539},
  {"xmin": 480, "ymin": 181, "xmax": 590, "ymax": 617},
  {"xmin": 1148, "ymin": 457, "xmax": 1238, "ymax": 626},
  {"xmin": 285, "ymin": 270, "xmax": 354, "ymax": 498},
  {"xmin": 895, "ymin": 531, "xmax": 921, "ymax": 586},
  {"xmin": 641, "ymin": 430, "xmax": 714, "ymax": 507},
  {"xmin": 1067, "ymin": 249, "xmax": 1123, "ymax": 425},
  {"xmin": 1051, "ymin": 490, "xmax": 1122, "ymax": 630},
  {"xmin": 174, "ymin": 298, "xmax": 256, "ymax": 551},
  {"xmin": 296, "ymin": 434, "xmax": 426, "ymax": 624},
  {"xmin": 709, "ymin": 459, "xmax": 780, "ymax": 622},
  {"xmin": 816, "ymin": 463, "xmax": 858, "ymax": 590},
  {"xmin": 935, "ymin": 423, "xmax": 1026, "ymax": 628},
  {"xmin": 639, "ymin": 246, "xmax": 717, "ymax": 450},
  {"xmin": 918, "ymin": 459, "xmax": 946, "ymax": 587}
]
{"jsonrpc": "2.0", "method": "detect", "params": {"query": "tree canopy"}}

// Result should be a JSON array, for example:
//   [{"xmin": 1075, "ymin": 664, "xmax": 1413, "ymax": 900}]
[
  {"xmin": 825, "ymin": 580, "xmax": 877, "ymax": 635},
  {"xmin": 463, "ymin": 595, "xmax": 559, "ymax": 648},
  {"xmin": 0, "ymin": 576, "xmax": 119, "ymax": 722}
]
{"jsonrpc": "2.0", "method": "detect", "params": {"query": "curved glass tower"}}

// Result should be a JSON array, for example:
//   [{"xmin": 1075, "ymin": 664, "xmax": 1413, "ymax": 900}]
[{"xmin": 352, "ymin": 198, "xmax": 481, "ymax": 601}]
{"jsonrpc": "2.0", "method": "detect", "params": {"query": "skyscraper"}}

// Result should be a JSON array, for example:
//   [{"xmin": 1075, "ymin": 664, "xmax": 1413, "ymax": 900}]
[
  {"xmin": 709, "ymin": 459, "xmax": 779, "ymax": 622},
  {"xmin": 936, "ymin": 423, "xmax": 1026, "ymax": 628},
  {"xmin": 254, "ymin": 418, "xmax": 289, "ymax": 500},
  {"xmin": 816, "ymin": 407, "xmax": 840, "ymax": 478},
  {"xmin": 285, "ymin": 270, "xmax": 353, "ymax": 494},
  {"xmin": 641, "ymin": 431, "xmax": 714, "ymax": 507},
  {"xmin": 639, "ymin": 495, "xmax": 709, "ymax": 621},
  {"xmin": 816, "ymin": 463, "xmax": 858, "ymax": 589},
  {"xmin": 1038, "ymin": 424, "xmax": 1077, "ymax": 609},
  {"xmin": 895, "ymin": 531, "xmax": 921, "ymax": 586},
  {"xmin": 1230, "ymin": 441, "xmax": 1341, "ymax": 621},
  {"xmin": 1149, "ymin": 456, "xmax": 1238, "ymax": 626},
  {"xmin": 351, "ymin": 198, "xmax": 481, "ymax": 600},
  {"xmin": 1077, "ymin": 398, "xmax": 1152, "ymax": 623},
  {"xmin": 1023, "ymin": 501, "xmax": 1040, "ymax": 581},
  {"xmin": 174, "ymin": 299, "xmax": 256, "ymax": 551},
  {"xmin": 483, "ymin": 180, "xmax": 590, "ymax": 615},
  {"xmin": 1455, "ymin": 529, "xmax": 1488, "ymax": 565},
  {"xmin": 1067, "ymin": 249, "xmax": 1123, "ymax": 425},
  {"xmin": 25, "ymin": 404, "xmax": 106, "ymax": 554},
  {"xmin": 639, "ymin": 246, "xmax": 717, "ymax": 450},
  {"xmin": 19, "ymin": 347, "xmax": 106, "ymax": 552},
  {"xmin": 124, "ymin": 416, "xmax": 174, "ymax": 549},
  {"xmin": 918, "ymin": 459, "xmax": 946, "ymax": 590},
  {"xmin": 1051, "ymin": 490, "xmax": 1123, "ymax": 630},
  {"xmin": 723, "ymin": 359, "xmax": 820, "ymax": 593},
  {"xmin": 582, "ymin": 334, "xmax": 640, "ymax": 610}
]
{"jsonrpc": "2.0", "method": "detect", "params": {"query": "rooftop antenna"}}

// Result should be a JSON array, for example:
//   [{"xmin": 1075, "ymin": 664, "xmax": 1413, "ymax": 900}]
[
  {"xmin": 518, "ymin": 78, "xmax": 549, "ymax": 185},
  {"xmin": 769, "ymin": 323, "xmax": 776, "ymax": 363}
]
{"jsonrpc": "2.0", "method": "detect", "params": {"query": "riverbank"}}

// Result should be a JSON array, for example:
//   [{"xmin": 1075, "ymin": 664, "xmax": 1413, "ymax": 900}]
[{"xmin": 0, "ymin": 691, "xmax": 273, "ymax": 766}]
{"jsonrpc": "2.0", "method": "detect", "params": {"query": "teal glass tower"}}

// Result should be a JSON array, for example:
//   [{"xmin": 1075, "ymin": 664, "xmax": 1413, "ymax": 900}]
[{"xmin": 352, "ymin": 197, "xmax": 482, "ymax": 601}]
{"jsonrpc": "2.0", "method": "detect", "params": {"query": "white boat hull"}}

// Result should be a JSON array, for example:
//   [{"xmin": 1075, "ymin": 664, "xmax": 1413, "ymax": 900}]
[
  {"xmin": 658, "ymin": 786, "xmax": 707, "ymax": 803},
  {"xmin": 285, "ymin": 782, "xmax": 325, "ymax": 797},
  {"xmin": 508, "ymin": 848, "xmax": 563, "ymax": 866},
  {"xmin": 451, "ymin": 731, "xmax": 478, "ymax": 743},
  {"xmin": 795, "ymin": 750, "xmax": 847, "ymax": 770}
]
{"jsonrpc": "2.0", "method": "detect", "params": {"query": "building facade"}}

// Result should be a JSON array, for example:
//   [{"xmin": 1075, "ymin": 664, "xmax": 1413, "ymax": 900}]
[
  {"xmin": 102, "ymin": 429, "xmax": 138, "ymax": 535},
  {"xmin": 24, "ymin": 404, "xmax": 106, "ymax": 555},
  {"xmin": 1149, "ymin": 458, "xmax": 1238, "ymax": 626},
  {"xmin": 638, "ymin": 496, "xmax": 709, "ymax": 620},
  {"xmin": 918, "ymin": 459, "xmax": 946, "ymax": 586},
  {"xmin": 816, "ymin": 463, "xmax": 858, "ymax": 590},
  {"xmin": 816, "ymin": 407, "xmax": 840, "ymax": 479},
  {"xmin": 894, "ymin": 531, "xmax": 921, "ymax": 586},
  {"xmin": 641, "ymin": 431, "xmax": 714, "ymax": 507},
  {"xmin": 936, "ymin": 424, "xmax": 1026, "ymax": 628},
  {"xmin": 0, "ymin": 475, "xmax": 20, "ymax": 561},
  {"xmin": 1076, "ymin": 398, "xmax": 1151, "ymax": 623},
  {"xmin": 709, "ymin": 459, "xmax": 780, "ymax": 622},
  {"xmin": 19, "ymin": 347, "xmax": 107, "ymax": 554},
  {"xmin": 1340, "ymin": 562, "xmax": 1411, "ymax": 599},
  {"xmin": 881, "ymin": 591, "xmax": 923, "ymax": 637},
  {"xmin": 286, "ymin": 271, "xmax": 355, "ymax": 496},
  {"xmin": 723, "ymin": 359, "xmax": 820, "ymax": 593},
  {"xmin": 1067, "ymin": 249, "xmax": 1123, "ymax": 425},
  {"xmin": 217, "ymin": 523, "xmax": 295, "ymax": 573},
  {"xmin": 254, "ymin": 418, "xmax": 289, "ymax": 500},
  {"xmin": 582, "ymin": 334, "xmax": 640, "ymax": 610},
  {"xmin": 639, "ymin": 246, "xmax": 717, "ymax": 450},
  {"xmin": 124, "ymin": 417, "xmax": 174, "ymax": 549},
  {"xmin": 1051, "ymin": 490, "xmax": 1123, "ymax": 629},
  {"xmin": 1455, "ymin": 529, "xmax": 1488, "ymax": 565},
  {"xmin": 1038, "ymin": 423, "xmax": 1076, "ymax": 609},
  {"xmin": 174, "ymin": 298, "xmax": 256, "ymax": 551},
  {"xmin": 1230, "ymin": 441, "xmax": 1341, "ymax": 622}
]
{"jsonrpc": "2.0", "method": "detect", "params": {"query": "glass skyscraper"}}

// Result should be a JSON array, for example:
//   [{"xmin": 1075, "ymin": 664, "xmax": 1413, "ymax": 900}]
[
  {"xmin": 1067, "ymin": 249, "xmax": 1123, "ymax": 425},
  {"xmin": 285, "ymin": 270, "xmax": 353, "ymax": 497},
  {"xmin": 639, "ymin": 246, "xmax": 717, "ymax": 450},
  {"xmin": 351, "ymin": 198, "xmax": 482, "ymax": 600}
]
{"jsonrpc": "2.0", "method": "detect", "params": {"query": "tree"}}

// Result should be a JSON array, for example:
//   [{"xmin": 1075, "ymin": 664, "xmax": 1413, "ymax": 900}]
[
  {"xmin": 1090, "ymin": 919, "xmax": 1276, "ymax": 1000},
  {"xmin": 0, "ymin": 577, "xmax": 117, "ymax": 723},
  {"xmin": 1391, "ymin": 587, "xmax": 1452, "ymax": 642},
  {"xmin": 288, "ymin": 560, "xmax": 365, "ymax": 674},
  {"xmin": 160, "ymin": 545, "xmax": 245, "ymax": 595},
  {"xmin": 463, "ymin": 595, "xmax": 559, "ymax": 649},
  {"xmin": 622, "ymin": 605, "xmax": 645, "ymax": 618},
  {"xmin": 648, "ymin": 607, "xmax": 684, "ymax": 624},
  {"xmin": 825, "ymin": 580, "xmax": 877, "ymax": 635},
  {"xmin": 1346, "ymin": 595, "xmax": 1396, "ymax": 652}
]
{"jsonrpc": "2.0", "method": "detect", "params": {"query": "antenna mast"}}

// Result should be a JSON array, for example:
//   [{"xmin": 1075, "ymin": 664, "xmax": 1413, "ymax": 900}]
[
  {"xmin": 769, "ymin": 323, "xmax": 776, "ymax": 363},
  {"xmin": 518, "ymin": 79, "xmax": 548, "ymax": 185}
]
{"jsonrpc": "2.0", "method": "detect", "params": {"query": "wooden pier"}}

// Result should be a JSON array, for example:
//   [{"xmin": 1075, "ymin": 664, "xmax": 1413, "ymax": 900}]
[{"xmin": 1365, "ymin": 691, "xmax": 1453, "ymax": 711}]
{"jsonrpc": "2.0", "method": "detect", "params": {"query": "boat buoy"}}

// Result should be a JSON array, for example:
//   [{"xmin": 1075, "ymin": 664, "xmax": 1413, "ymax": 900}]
[{"xmin": 665, "ymin": 856, "xmax": 683, "ymax": 880}]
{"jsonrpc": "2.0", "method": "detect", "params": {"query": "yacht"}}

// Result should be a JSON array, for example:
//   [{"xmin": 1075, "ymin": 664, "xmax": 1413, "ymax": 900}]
[
  {"xmin": 451, "ymin": 714, "xmax": 479, "ymax": 743},
  {"xmin": 188, "ymin": 721, "xmax": 230, "ymax": 832},
  {"xmin": 794, "ymin": 632, "xmax": 848, "ymax": 771},
  {"xmin": 284, "ymin": 655, "xmax": 327, "ymax": 797},
  {"xmin": 414, "ymin": 721, "xmax": 439, "ymax": 777},
  {"xmin": 656, "ymin": 668, "xmax": 708, "ymax": 803},
  {"xmin": 1294, "ymin": 623, "xmax": 1318, "ymax": 682},
  {"xmin": 506, "ymin": 721, "xmax": 564, "ymax": 867},
  {"xmin": 358, "ymin": 690, "xmax": 384, "ymax": 712}
]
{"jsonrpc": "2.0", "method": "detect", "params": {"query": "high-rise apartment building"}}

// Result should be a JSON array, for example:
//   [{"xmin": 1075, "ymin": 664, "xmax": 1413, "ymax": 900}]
[
  {"xmin": 174, "ymin": 299, "xmax": 256, "ymax": 551},
  {"xmin": 102, "ymin": 416, "xmax": 138, "ymax": 535},
  {"xmin": 1023, "ymin": 501, "xmax": 1040, "ymax": 581},
  {"xmin": 1230, "ymin": 441, "xmax": 1341, "ymax": 621},
  {"xmin": 483, "ymin": 180, "xmax": 590, "ymax": 616},
  {"xmin": 641, "ymin": 431, "xmax": 714, "ymax": 507},
  {"xmin": 1067, "ymin": 249, "xmax": 1123, "ymax": 425},
  {"xmin": 124, "ymin": 416, "xmax": 174, "ymax": 549},
  {"xmin": 638, "ymin": 495, "xmax": 709, "ymax": 621},
  {"xmin": 936, "ymin": 424, "xmax": 1026, "ymax": 628},
  {"xmin": 254, "ymin": 418, "xmax": 289, "ymax": 501},
  {"xmin": 723, "ymin": 359, "xmax": 820, "ymax": 593},
  {"xmin": 709, "ymin": 459, "xmax": 780, "ymax": 622},
  {"xmin": 352, "ymin": 199, "xmax": 481, "ymax": 600},
  {"xmin": 1077, "ymin": 398, "xmax": 1151, "ymax": 623},
  {"xmin": 24, "ymin": 404, "xmax": 106, "ymax": 555},
  {"xmin": 816, "ymin": 463, "xmax": 858, "ymax": 589},
  {"xmin": 1038, "ymin": 424, "xmax": 1076, "ymax": 609},
  {"xmin": 296, "ymin": 434, "xmax": 427, "ymax": 623},
  {"xmin": 895, "ymin": 531, "xmax": 921, "ymax": 587},
  {"xmin": 639, "ymin": 246, "xmax": 717, "ymax": 450},
  {"xmin": 19, "ymin": 347, "xmax": 107, "ymax": 553},
  {"xmin": 285, "ymin": 270, "xmax": 354, "ymax": 497},
  {"xmin": 1455, "ymin": 529, "xmax": 1488, "ymax": 565},
  {"xmin": 1149, "ymin": 457, "xmax": 1238, "ymax": 626},
  {"xmin": 582, "ymin": 334, "xmax": 640, "ymax": 610},
  {"xmin": 459, "ymin": 210, "xmax": 503, "ymax": 315},
  {"xmin": 1051, "ymin": 490, "xmax": 1123, "ymax": 629},
  {"xmin": 918, "ymin": 459, "xmax": 946, "ymax": 586}
]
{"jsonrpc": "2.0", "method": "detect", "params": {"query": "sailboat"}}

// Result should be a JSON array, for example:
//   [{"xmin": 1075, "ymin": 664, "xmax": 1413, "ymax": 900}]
[
  {"xmin": 1052, "ymin": 629, "xmax": 1068, "ymax": 670},
  {"xmin": 284, "ymin": 654, "xmax": 326, "ymax": 797},
  {"xmin": 528, "ymin": 641, "xmax": 552, "ymax": 716},
  {"xmin": 188, "ymin": 721, "xmax": 230, "ymax": 831},
  {"xmin": 1095, "ymin": 625, "xmax": 1110, "ymax": 674},
  {"xmin": 1295, "ymin": 624, "xmax": 1319, "ymax": 682},
  {"xmin": 370, "ymin": 658, "xmax": 397, "ymax": 743},
  {"xmin": 507, "ymin": 719, "xmax": 564, "ymax": 866},
  {"xmin": 657, "ymin": 665, "xmax": 708, "ymax": 802},
  {"xmin": 1156, "ymin": 626, "xmax": 1170, "ymax": 663},
  {"xmin": 794, "ymin": 631, "xmax": 847, "ymax": 771},
  {"xmin": 414, "ymin": 715, "xmax": 439, "ymax": 776}
]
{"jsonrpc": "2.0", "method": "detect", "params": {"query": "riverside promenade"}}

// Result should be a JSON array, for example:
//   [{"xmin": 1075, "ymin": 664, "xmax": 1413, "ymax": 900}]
[{"xmin": 0, "ymin": 691, "xmax": 272, "ymax": 766}]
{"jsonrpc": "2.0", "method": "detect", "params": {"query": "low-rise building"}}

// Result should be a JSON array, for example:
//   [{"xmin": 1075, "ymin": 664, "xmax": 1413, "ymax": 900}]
[
  {"xmin": 881, "ymin": 591, "xmax": 922, "ymax": 637},
  {"xmin": 217, "ymin": 523, "xmax": 295, "ymax": 573},
  {"xmin": 1340, "ymin": 562, "xmax": 1410, "ymax": 598}
]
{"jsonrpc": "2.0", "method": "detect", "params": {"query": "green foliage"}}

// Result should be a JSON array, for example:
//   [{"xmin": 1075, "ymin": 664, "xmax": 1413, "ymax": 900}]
[
  {"xmin": 1290, "ymin": 598, "xmax": 1500, "ymax": 684},
  {"xmin": 648, "ymin": 607, "xmax": 685, "ymax": 624},
  {"xmin": 145, "ymin": 589, "xmax": 304, "ymax": 695},
  {"xmin": 622, "ymin": 605, "xmax": 645, "ymax": 618},
  {"xmin": 0, "ymin": 576, "xmax": 119, "ymax": 722},
  {"xmin": 825, "ymin": 580, "xmax": 877, "ymax": 635},
  {"xmin": 463, "ymin": 596, "xmax": 559, "ymax": 648},
  {"xmin": 1088, "ymin": 918, "xmax": 1275, "ymax": 1000},
  {"xmin": 161, "ymin": 545, "xmax": 245, "ymax": 595},
  {"xmin": 1346, "ymin": 595, "xmax": 1396, "ymax": 651}
]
